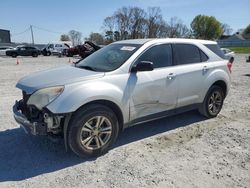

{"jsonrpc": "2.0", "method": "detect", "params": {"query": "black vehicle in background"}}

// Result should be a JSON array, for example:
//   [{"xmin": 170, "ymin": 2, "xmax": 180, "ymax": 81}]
[{"xmin": 6, "ymin": 46, "xmax": 41, "ymax": 58}]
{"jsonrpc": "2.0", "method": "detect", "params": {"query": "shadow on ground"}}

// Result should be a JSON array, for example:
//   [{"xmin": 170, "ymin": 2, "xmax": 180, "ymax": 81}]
[{"xmin": 0, "ymin": 110, "xmax": 206, "ymax": 182}]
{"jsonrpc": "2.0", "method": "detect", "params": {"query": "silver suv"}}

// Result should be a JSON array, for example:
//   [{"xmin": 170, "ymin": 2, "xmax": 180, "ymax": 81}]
[{"xmin": 13, "ymin": 39, "xmax": 233, "ymax": 157}]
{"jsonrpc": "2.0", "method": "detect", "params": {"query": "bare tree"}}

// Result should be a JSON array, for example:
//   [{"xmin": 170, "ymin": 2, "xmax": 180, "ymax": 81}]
[
  {"xmin": 68, "ymin": 30, "xmax": 82, "ymax": 46},
  {"xmin": 102, "ymin": 6, "xmax": 177, "ymax": 40},
  {"xmin": 146, "ymin": 7, "xmax": 165, "ymax": 38},
  {"xmin": 113, "ymin": 7, "xmax": 131, "ymax": 40},
  {"xmin": 167, "ymin": 17, "xmax": 190, "ymax": 38},
  {"xmin": 60, "ymin": 34, "xmax": 70, "ymax": 41},
  {"xmin": 103, "ymin": 16, "xmax": 116, "ymax": 32},
  {"xmin": 87, "ymin": 32, "xmax": 104, "ymax": 45},
  {"xmin": 129, "ymin": 7, "xmax": 147, "ymax": 39}
]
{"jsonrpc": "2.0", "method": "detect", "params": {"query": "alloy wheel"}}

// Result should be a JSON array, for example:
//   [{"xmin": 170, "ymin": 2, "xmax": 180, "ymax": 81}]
[
  {"xmin": 208, "ymin": 91, "xmax": 223, "ymax": 115},
  {"xmin": 80, "ymin": 116, "xmax": 112, "ymax": 150}
]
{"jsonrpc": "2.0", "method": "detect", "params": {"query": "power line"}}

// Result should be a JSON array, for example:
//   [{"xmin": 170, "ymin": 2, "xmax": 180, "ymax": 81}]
[
  {"xmin": 10, "ymin": 25, "xmax": 64, "ymax": 44},
  {"xmin": 11, "ymin": 27, "xmax": 30, "ymax": 36},
  {"xmin": 32, "ymin": 25, "xmax": 62, "ymax": 34}
]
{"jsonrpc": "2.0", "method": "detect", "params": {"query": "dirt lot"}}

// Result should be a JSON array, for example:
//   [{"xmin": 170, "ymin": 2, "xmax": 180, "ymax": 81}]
[{"xmin": 0, "ymin": 55, "xmax": 249, "ymax": 188}]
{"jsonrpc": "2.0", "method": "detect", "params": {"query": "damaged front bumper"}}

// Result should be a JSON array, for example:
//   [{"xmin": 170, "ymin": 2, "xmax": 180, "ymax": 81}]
[{"xmin": 13, "ymin": 101, "xmax": 48, "ymax": 135}]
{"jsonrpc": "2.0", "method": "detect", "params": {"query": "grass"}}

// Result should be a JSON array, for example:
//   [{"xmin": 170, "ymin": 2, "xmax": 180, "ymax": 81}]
[{"xmin": 228, "ymin": 47, "xmax": 250, "ymax": 54}]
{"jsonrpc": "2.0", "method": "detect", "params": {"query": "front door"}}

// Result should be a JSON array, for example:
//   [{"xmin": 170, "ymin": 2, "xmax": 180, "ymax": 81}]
[{"xmin": 129, "ymin": 44, "xmax": 178, "ymax": 120}]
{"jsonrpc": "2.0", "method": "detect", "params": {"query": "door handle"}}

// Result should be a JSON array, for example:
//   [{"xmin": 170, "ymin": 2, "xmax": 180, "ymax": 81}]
[
  {"xmin": 202, "ymin": 66, "xmax": 209, "ymax": 72},
  {"xmin": 167, "ymin": 73, "xmax": 176, "ymax": 80}
]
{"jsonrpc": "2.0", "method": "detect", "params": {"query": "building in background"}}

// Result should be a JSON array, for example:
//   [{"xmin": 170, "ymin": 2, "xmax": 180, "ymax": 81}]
[
  {"xmin": 217, "ymin": 33, "xmax": 250, "ymax": 47},
  {"xmin": 0, "ymin": 29, "xmax": 11, "ymax": 43}
]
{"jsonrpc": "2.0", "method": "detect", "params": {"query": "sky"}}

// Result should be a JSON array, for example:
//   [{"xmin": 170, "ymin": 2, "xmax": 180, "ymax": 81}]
[{"xmin": 1, "ymin": 0, "xmax": 249, "ymax": 44}]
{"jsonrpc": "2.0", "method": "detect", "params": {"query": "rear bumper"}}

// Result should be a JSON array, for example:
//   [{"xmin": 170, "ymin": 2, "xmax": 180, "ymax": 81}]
[{"xmin": 13, "ymin": 101, "xmax": 47, "ymax": 135}]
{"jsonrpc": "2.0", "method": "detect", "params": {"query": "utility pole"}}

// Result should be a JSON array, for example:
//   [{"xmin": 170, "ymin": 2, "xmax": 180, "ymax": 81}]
[{"xmin": 30, "ymin": 25, "xmax": 34, "ymax": 45}]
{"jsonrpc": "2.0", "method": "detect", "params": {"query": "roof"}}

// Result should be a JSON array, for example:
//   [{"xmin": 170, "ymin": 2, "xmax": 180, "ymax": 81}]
[
  {"xmin": 114, "ymin": 39, "xmax": 152, "ymax": 45},
  {"xmin": 115, "ymin": 38, "xmax": 217, "ymax": 45}
]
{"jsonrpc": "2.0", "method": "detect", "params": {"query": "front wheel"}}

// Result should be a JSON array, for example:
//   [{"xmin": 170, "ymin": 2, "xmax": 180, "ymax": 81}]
[
  {"xmin": 47, "ymin": 51, "xmax": 51, "ymax": 56},
  {"xmin": 11, "ymin": 53, "xmax": 17, "ymax": 58},
  {"xmin": 68, "ymin": 104, "xmax": 119, "ymax": 157},
  {"xmin": 32, "ymin": 52, "xmax": 38, "ymax": 57},
  {"xmin": 199, "ymin": 85, "xmax": 224, "ymax": 118}
]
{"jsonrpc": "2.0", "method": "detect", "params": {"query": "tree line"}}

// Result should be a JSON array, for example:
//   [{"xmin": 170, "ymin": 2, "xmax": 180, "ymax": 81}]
[{"xmin": 60, "ymin": 6, "xmax": 250, "ymax": 45}]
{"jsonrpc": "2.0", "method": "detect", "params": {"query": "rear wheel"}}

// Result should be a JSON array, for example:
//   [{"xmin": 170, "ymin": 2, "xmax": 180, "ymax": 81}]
[
  {"xmin": 199, "ymin": 85, "xmax": 224, "ymax": 118},
  {"xmin": 68, "ymin": 104, "xmax": 119, "ymax": 157}
]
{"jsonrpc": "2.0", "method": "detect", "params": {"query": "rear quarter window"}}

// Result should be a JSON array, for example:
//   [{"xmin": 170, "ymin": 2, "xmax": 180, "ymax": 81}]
[{"xmin": 205, "ymin": 44, "xmax": 225, "ymax": 59}]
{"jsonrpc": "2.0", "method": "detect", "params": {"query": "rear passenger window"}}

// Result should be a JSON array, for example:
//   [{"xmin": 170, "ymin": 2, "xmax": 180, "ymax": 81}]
[
  {"xmin": 136, "ymin": 44, "xmax": 172, "ymax": 68},
  {"xmin": 173, "ymin": 44, "xmax": 204, "ymax": 65}
]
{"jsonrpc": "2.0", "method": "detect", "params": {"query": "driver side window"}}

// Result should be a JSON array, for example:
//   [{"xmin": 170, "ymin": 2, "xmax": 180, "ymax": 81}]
[{"xmin": 136, "ymin": 44, "xmax": 173, "ymax": 68}]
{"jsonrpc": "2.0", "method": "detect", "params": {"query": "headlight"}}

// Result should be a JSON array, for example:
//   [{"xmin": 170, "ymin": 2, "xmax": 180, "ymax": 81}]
[{"xmin": 27, "ymin": 86, "xmax": 64, "ymax": 110}]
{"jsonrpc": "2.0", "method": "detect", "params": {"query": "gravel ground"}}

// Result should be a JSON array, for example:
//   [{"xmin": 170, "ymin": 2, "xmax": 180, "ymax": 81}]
[{"xmin": 0, "ymin": 55, "xmax": 249, "ymax": 188}]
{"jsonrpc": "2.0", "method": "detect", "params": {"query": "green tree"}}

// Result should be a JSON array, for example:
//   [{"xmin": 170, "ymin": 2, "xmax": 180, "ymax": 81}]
[
  {"xmin": 191, "ymin": 15, "xmax": 223, "ymax": 40},
  {"xmin": 243, "ymin": 24, "xmax": 250, "ymax": 34},
  {"xmin": 60, "ymin": 34, "xmax": 70, "ymax": 41}
]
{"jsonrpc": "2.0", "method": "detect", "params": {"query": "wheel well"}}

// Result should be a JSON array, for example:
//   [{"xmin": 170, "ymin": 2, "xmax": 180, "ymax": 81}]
[
  {"xmin": 75, "ymin": 100, "xmax": 124, "ymax": 131},
  {"xmin": 212, "ymin": 80, "xmax": 227, "ymax": 97}
]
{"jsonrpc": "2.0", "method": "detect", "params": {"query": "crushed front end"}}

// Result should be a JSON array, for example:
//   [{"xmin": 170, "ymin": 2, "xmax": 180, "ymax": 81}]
[{"xmin": 13, "ymin": 91, "xmax": 64, "ymax": 136}]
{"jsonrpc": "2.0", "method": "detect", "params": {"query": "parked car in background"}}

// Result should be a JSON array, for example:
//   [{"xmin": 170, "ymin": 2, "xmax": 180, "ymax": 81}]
[
  {"xmin": 0, "ymin": 46, "xmax": 14, "ymax": 56},
  {"xmin": 65, "ymin": 41, "xmax": 101, "ymax": 58},
  {"xmin": 41, "ymin": 42, "xmax": 70, "ymax": 56},
  {"xmin": 13, "ymin": 38, "xmax": 233, "ymax": 157},
  {"xmin": 221, "ymin": 48, "xmax": 235, "ymax": 60},
  {"xmin": 6, "ymin": 46, "xmax": 40, "ymax": 57}
]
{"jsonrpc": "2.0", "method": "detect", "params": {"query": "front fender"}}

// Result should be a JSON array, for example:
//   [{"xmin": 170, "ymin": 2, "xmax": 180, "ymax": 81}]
[{"xmin": 46, "ymin": 81, "xmax": 128, "ymax": 121}]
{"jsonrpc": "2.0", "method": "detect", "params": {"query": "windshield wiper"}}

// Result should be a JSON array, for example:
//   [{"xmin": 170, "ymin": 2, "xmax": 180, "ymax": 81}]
[{"xmin": 78, "ymin": 65, "xmax": 97, "ymax": 71}]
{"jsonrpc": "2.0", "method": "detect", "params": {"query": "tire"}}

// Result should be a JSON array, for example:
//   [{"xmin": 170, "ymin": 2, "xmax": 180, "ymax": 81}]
[
  {"xmin": 199, "ymin": 85, "xmax": 224, "ymax": 118},
  {"xmin": 66, "ymin": 52, "xmax": 73, "ymax": 57},
  {"xmin": 47, "ymin": 51, "xmax": 51, "ymax": 56},
  {"xmin": 11, "ymin": 53, "xmax": 17, "ymax": 58},
  {"xmin": 68, "ymin": 104, "xmax": 119, "ymax": 157},
  {"xmin": 32, "ymin": 52, "xmax": 38, "ymax": 57}
]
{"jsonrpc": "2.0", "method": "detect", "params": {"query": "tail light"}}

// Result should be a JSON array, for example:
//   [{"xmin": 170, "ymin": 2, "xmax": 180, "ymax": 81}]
[{"xmin": 227, "ymin": 57, "xmax": 234, "ymax": 73}]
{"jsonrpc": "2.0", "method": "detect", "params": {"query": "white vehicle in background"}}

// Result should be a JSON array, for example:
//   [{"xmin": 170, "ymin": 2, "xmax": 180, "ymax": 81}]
[
  {"xmin": 0, "ymin": 46, "xmax": 14, "ymax": 56},
  {"xmin": 221, "ymin": 48, "xmax": 235, "ymax": 60},
  {"xmin": 41, "ymin": 42, "xmax": 71, "ymax": 56}
]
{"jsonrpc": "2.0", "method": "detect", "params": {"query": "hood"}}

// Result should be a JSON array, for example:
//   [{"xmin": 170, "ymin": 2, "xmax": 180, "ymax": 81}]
[{"xmin": 16, "ymin": 65, "xmax": 104, "ymax": 94}]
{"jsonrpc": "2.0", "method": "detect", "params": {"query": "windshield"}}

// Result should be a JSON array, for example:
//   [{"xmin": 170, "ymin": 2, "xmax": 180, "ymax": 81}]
[{"xmin": 76, "ymin": 43, "xmax": 141, "ymax": 72}]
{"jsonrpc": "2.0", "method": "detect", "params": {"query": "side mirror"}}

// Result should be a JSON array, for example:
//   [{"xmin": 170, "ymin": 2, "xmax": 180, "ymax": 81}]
[{"xmin": 131, "ymin": 61, "xmax": 154, "ymax": 72}]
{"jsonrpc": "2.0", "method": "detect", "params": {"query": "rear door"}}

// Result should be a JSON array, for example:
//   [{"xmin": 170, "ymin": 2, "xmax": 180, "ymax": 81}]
[
  {"xmin": 129, "ymin": 43, "xmax": 179, "ymax": 120},
  {"xmin": 172, "ymin": 43, "xmax": 209, "ymax": 107}
]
